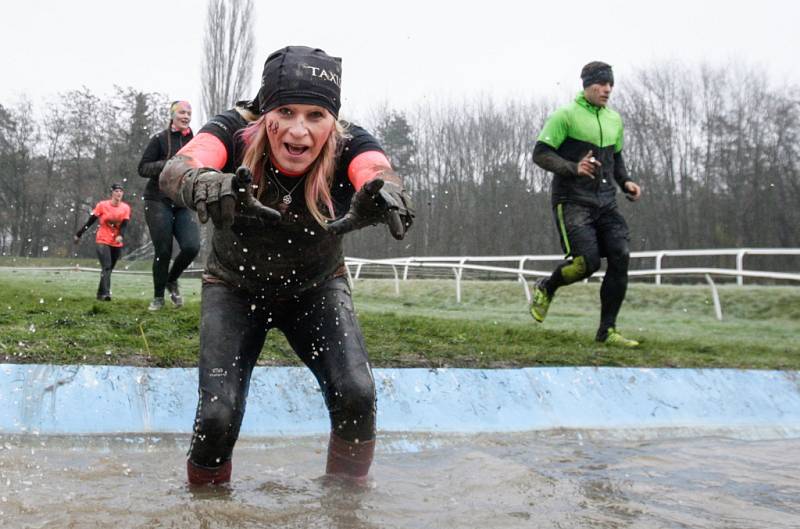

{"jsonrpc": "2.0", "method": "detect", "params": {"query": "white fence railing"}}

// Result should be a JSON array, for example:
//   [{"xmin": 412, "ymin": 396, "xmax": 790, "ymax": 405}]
[
  {"xmin": 3, "ymin": 248, "xmax": 798, "ymax": 321},
  {"xmin": 344, "ymin": 248, "xmax": 800, "ymax": 320}
]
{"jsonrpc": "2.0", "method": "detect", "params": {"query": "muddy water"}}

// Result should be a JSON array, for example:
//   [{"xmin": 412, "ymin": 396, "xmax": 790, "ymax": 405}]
[{"xmin": 1, "ymin": 431, "xmax": 798, "ymax": 528}]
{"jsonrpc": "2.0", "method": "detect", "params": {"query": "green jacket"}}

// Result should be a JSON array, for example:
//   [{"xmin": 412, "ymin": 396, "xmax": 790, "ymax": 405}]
[{"xmin": 534, "ymin": 92, "xmax": 631, "ymax": 207}]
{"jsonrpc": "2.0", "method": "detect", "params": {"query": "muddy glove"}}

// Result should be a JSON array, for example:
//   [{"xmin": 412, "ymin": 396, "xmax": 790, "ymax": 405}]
[
  {"xmin": 327, "ymin": 179, "xmax": 414, "ymax": 240},
  {"xmin": 178, "ymin": 166, "xmax": 281, "ymax": 230}
]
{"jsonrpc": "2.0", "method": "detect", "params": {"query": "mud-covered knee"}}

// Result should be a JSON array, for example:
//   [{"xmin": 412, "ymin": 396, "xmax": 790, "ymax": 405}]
[
  {"xmin": 328, "ymin": 378, "xmax": 376, "ymax": 440},
  {"xmin": 339, "ymin": 377, "xmax": 376, "ymax": 414},
  {"xmin": 196, "ymin": 403, "xmax": 241, "ymax": 443},
  {"xmin": 561, "ymin": 254, "xmax": 600, "ymax": 283},
  {"xmin": 190, "ymin": 404, "xmax": 241, "ymax": 466}
]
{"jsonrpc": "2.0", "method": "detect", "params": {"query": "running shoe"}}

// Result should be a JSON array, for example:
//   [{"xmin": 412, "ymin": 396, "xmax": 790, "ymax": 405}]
[
  {"xmin": 529, "ymin": 279, "xmax": 551, "ymax": 323},
  {"xmin": 600, "ymin": 328, "xmax": 640, "ymax": 348},
  {"xmin": 166, "ymin": 281, "xmax": 184, "ymax": 307},
  {"xmin": 148, "ymin": 297, "xmax": 165, "ymax": 311}
]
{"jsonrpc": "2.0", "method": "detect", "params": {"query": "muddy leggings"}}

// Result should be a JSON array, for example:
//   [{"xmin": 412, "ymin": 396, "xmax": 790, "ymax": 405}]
[
  {"xmin": 188, "ymin": 277, "xmax": 376, "ymax": 468},
  {"xmin": 545, "ymin": 202, "xmax": 631, "ymax": 337}
]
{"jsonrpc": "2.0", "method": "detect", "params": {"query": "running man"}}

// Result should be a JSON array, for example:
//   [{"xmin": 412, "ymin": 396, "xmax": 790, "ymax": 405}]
[{"xmin": 530, "ymin": 61, "xmax": 642, "ymax": 347}]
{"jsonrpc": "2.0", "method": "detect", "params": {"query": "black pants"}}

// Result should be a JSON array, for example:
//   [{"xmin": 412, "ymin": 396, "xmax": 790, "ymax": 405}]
[
  {"xmin": 144, "ymin": 199, "xmax": 201, "ymax": 298},
  {"xmin": 95, "ymin": 244, "xmax": 122, "ymax": 298},
  {"xmin": 188, "ymin": 277, "xmax": 376, "ymax": 468},
  {"xmin": 546, "ymin": 202, "xmax": 631, "ymax": 337}
]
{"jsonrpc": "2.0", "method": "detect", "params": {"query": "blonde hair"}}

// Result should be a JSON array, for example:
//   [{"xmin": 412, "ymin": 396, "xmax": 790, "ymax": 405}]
[{"xmin": 240, "ymin": 115, "xmax": 343, "ymax": 226}]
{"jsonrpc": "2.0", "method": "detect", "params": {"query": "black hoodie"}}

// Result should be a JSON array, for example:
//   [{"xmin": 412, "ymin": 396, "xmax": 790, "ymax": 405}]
[{"xmin": 137, "ymin": 127, "xmax": 193, "ymax": 201}]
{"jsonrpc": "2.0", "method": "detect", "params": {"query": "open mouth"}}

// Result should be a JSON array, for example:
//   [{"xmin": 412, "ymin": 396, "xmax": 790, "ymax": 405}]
[{"xmin": 285, "ymin": 143, "xmax": 309, "ymax": 156}]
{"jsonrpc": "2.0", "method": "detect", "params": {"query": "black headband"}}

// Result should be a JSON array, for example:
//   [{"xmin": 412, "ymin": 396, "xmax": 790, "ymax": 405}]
[
  {"xmin": 582, "ymin": 67, "xmax": 614, "ymax": 88},
  {"xmin": 256, "ymin": 46, "xmax": 342, "ymax": 118}
]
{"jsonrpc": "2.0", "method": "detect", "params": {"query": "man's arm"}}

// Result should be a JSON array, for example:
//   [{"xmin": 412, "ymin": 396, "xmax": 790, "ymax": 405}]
[
  {"xmin": 612, "ymin": 151, "xmax": 631, "ymax": 188},
  {"xmin": 613, "ymin": 151, "xmax": 641, "ymax": 200},
  {"xmin": 532, "ymin": 141, "xmax": 578, "ymax": 178}
]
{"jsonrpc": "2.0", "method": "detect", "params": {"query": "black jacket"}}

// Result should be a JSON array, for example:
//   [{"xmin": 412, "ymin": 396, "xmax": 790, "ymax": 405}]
[{"xmin": 138, "ymin": 127, "xmax": 193, "ymax": 201}]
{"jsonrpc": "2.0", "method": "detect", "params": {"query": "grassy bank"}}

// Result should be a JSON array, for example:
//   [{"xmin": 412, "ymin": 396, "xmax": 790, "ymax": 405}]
[{"xmin": 0, "ymin": 268, "xmax": 798, "ymax": 369}]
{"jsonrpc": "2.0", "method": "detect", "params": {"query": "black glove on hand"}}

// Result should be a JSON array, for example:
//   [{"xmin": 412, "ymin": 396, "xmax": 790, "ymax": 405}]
[
  {"xmin": 328, "ymin": 179, "xmax": 414, "ymax": 240},
  {"xmin": 179, "ymin": 166, "xmax": 281, "ymax": 229}
]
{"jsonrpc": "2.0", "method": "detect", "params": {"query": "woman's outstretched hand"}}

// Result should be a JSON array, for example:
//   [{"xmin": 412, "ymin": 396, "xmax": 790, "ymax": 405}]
[
  {"xmin": 188, "ymin": 166, "xmax": 282, "ymax": 229},
  {"xmin": 327, "ymin": 178, "xmax": 414, "ymax": 240}
]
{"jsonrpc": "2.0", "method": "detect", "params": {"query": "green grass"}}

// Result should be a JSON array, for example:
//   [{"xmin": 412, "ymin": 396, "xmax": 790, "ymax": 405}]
[
  {"xmin": 0, "ymin": 268, "xmax": 798, "ymax": 369},
  {"xmin": 0, "ymin": 255, "xmax": 153, "ymax": 271}
]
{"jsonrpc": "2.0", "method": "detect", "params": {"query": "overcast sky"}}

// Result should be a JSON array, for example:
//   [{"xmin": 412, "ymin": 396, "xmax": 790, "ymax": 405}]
[{"xmin": 1, "ymin": 0, "xmax": 796, "ymax": 127}]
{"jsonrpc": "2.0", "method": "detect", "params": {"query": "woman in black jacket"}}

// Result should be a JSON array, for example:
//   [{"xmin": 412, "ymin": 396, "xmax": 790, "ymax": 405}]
[{"xmin": 137, "ymin": 100, "xmax": 201, "ymax": 311}]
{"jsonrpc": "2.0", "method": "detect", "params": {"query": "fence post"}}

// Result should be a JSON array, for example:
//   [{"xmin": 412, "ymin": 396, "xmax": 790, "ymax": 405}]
[
  {"xmin": 518, "ymin": 257, "xmax": 532, "ymax": 304},
  {"xmin": 655, "ymin": 252, "xmax": 664, "ymax": 285},
  {"xmin": 454, "ymin": 258, "xmax": 467, "ymax": 303},
  {"xmin": 344, "ymin": 263, "xmax": 354, "ymax": 289},
  {"xmin": 736, "ymin": 250, "xmax": 746, "ymax": 286},
  {"xmin": 705, "ymin": 274, "xmax": 723, "ymax": 321},
  {"xmin": 391, "ymin": 265, "xmax": 400, "ymax": 296}
]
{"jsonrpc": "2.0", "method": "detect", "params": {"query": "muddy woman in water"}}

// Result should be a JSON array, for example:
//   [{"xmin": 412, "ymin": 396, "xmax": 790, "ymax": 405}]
[{"xmin": 159, "ymin": 45, "xmax": 414, "ymax": 485}]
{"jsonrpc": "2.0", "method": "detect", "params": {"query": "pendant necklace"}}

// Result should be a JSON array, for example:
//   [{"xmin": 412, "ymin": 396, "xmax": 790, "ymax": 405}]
[{"xmin": 269, "ymin": 165, "xmax": 305, "ymax": 205}]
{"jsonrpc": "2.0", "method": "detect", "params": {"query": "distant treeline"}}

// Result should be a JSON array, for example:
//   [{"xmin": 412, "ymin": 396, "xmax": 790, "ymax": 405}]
[{"xmin": 1, "ymin": 64, "xmax": 798, "ymax": 271}]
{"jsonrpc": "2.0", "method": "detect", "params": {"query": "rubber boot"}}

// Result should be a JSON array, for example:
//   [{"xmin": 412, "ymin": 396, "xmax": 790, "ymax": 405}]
[
  {"xmin": 325, "ymin": 432, "xmax": 375, "ymax": 483},
  {"xmin": 187, "ymin": 459, "xmax": 232, "ymax": 485}
]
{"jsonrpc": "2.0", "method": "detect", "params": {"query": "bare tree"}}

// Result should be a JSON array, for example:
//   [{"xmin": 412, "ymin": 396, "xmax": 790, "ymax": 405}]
[{"xmin": 200, "ymin": 0, "xmax": 256, "ymax": 122}]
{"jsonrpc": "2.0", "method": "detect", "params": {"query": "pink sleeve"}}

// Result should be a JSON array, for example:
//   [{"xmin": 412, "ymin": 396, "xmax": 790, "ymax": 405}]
[
  {"xmin": 347, "ymin": 151, "xmax": 393, "ymax": 191},
  {"xmin": 91, "ymin": 202, "xmax": 104, "ymax": 217},
  {"xmin": 177, "ymin": 132, "xmax": 229, "ymax": 169}
]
